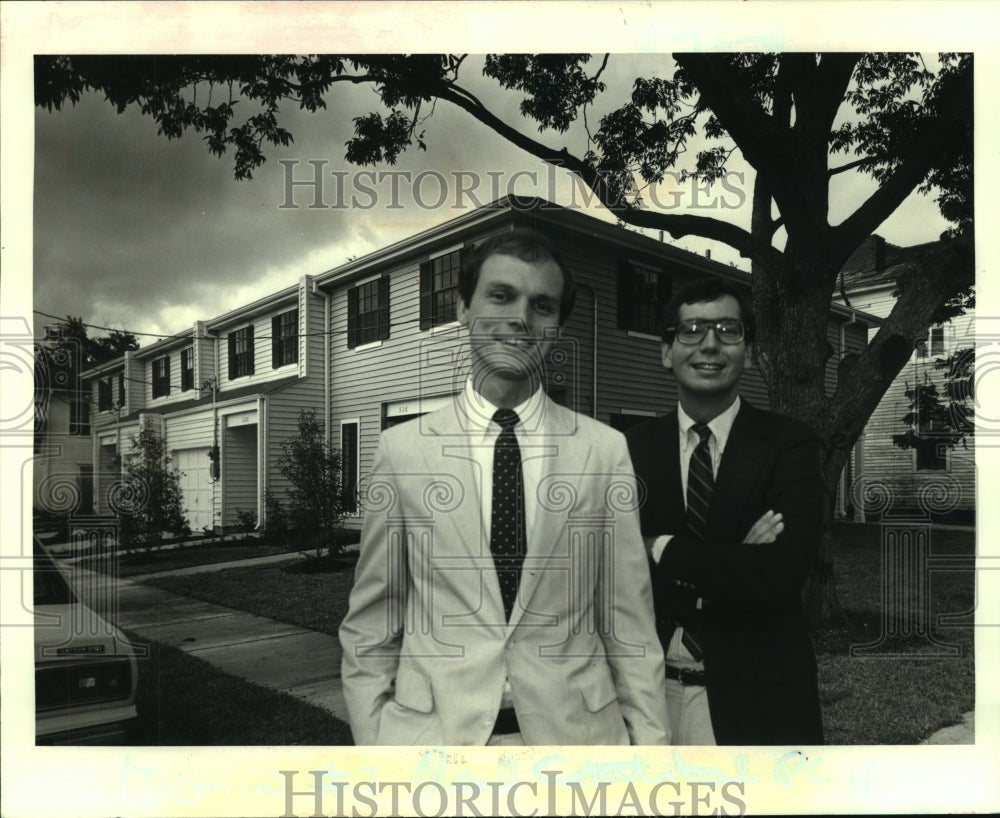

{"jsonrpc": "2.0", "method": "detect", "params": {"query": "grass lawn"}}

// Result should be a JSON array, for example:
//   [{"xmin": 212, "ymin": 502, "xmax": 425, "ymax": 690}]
[
  {"xmin": 77, "ymin": 529, "xmax": 360, "ymax": 578},
  {"xmin": 814, "ymin": 522, "xmax": 975, "ymax": 744},
  {"xmin": 126, "ymin": 629, "xmax": 354, "ymax": 745},
  {"xmin": 145, "ymin": 521, "xmax": 976, "ymax": 745}
]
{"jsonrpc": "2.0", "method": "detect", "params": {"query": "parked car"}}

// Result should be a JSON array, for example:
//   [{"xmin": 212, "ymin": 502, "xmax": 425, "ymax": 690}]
[{"xmin": 34, "ymin": 539, "xmax": 139, "ymax": 744}]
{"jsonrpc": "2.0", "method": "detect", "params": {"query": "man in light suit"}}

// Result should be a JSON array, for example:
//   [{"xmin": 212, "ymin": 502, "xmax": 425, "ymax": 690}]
[
  {"xmin": 625, "ymin": 277, "xmax": 824, "ymax": 746},
  {"xmin": 340, "ymin": 229, "xmax": 669, "ymax": 746}
]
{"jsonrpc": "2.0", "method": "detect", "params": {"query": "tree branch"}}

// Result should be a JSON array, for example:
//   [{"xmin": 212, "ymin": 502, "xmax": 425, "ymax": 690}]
[
  {"xmin": 673, "ymin": 54, "xmax": 787, "ymax": 176},
  {"xmin": 815, "ymin": 53, "xmax": 862, "ymax": 133},
  {"xmin": 826, "ymin": 239, "xmax": 974, "ymax": 441},
  {"xmin": 828, "ymin": 157, "xmax": 869, "ymax": 177},
  {"xmin": 831, "ymin": 66, "xmax": 973, "ymax": 266}
]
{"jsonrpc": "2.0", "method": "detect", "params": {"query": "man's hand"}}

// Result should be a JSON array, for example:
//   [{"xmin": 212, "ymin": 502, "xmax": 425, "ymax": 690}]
[{"xmin": 744, "ymin": 510, "xmax": 784, "ymax": 544}]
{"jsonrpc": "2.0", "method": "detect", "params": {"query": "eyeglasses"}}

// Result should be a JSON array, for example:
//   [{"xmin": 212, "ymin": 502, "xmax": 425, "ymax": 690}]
[{"xmin": 668, "ymin": 318, "xmax": 745, "ymax": 345}]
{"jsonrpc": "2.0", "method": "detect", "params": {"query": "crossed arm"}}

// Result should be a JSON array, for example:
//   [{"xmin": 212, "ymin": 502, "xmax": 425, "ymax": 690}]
[{"xmin": 648, "ymin": 430, "xmax": 823, "ymax": 609}]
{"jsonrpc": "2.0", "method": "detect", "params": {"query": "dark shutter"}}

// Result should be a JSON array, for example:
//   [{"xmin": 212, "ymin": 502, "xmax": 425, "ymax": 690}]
[
  {"xmin": 347, "ymin": 286, "xmax": 359, "ymax": 349},
  {"xmin": 228, "ymin": 333, "xmax": 237, "ymax": 380},
  {"xmin": 246, "ymin": 324, "xmax": 255, "ymax": 375},
  {"xmin": 617, "ymin": 261, "xmax": 635, "ymax": 331},
  {"xmin": 272, "ymin": 315, "xmax": 280, "ymax": 368},
  {"xmin": 377, "ymin": 276, "xmax": 390, "ymax": 341},
  {"xmin": 419, "ymin": 260, "xmax": 432, "ymax": 330}
]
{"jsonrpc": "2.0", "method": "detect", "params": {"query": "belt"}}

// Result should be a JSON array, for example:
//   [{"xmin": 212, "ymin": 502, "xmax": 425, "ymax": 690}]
[
  {"xmin": 492, "ymin": 707, "xmax": 520, "ymax": 735},
  {"xmin": 665, "ymin": 665, "xmax": 707, "ymax": 687}
]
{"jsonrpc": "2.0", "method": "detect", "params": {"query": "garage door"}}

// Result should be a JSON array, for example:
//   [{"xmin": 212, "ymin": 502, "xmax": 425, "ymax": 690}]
[{"xmin": 174, "ymin": 448, "xmax": 214, "ymax": 533}]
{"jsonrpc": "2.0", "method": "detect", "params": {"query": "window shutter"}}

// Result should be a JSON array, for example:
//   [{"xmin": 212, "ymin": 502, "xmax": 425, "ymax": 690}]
[
  {"xmin": 228, "ymin": 333, "xmax": 237, "ymax": 380},
  {"xmin": 347, "ymin": 286, "xmax": 360, "ymax": 349},
  {"xmin": 616, "ymin": 261, "xmax": 635, "ymax": 331},
  {"xmin": 378, "ymin": 276, "xmax": 390, "ymax": 341},
  {"xmin": 272, "ymin": 315, "xmax": 280, "ymax": 368},
  {"xmin": 246, "ymin": 324, "xmax": 255, "ymax": 375},
  {"xmin": 419, "ymin": 260, "xmax": 432, "ymax": 330}
]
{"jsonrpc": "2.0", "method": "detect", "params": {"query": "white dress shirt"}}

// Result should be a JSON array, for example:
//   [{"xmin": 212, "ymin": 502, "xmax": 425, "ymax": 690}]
[
  {"xmin": 459, "ymin": 379, "xmax": 554, "ymax": 709},
  {"xmin": 459, "ymin": 378, "xmax": 552, "ymax": 543}
]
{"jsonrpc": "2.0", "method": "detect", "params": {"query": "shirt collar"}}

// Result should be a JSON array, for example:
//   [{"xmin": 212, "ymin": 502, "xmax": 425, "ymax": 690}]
[
  {"xmin": 677, "ymin": 395, "xmax": 741, "ymax": 452},
  {"xmin": 461, "ymin": 378, "xmax": 547, "ymax": 438}
]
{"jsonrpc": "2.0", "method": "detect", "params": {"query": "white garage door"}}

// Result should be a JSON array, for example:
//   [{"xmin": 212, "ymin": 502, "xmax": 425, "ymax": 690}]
[{"xmin": 175, "ymin": 448, "xmax": 214, "ymax": 533}]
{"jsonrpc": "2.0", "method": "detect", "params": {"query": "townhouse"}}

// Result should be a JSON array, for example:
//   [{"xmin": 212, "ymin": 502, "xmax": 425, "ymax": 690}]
[
  {"xmin": 836, "ymin": 235, "xmax": 975, "ymax": 520},
  {"xmin": 80, "ymin": 197, "xmax": 874, "ymax": 535},
  {"xmin": 84, "ymin": 275, "xmax": 325, "ymax": 533}
]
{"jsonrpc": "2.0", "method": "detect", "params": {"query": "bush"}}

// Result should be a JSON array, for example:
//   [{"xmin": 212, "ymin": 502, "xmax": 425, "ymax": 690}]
[
  {"xmin": 234, "ymin": 507, "xmax": 258, "ymax": 536},
  {"xmin": 271, "ymin": 410, "xmax": 348, "ymax": 559},
  {"xmin": 116, "ymin": 425, "xmax": 191, "ymax": 551}
]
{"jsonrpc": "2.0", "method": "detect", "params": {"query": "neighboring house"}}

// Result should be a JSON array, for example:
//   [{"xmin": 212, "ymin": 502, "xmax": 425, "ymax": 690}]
[
  {"xmin": 836, "ymin": 235, "xmax": 975, "ymax": 520},
  {"xmin": 76, "ymin": 198, "xmax": 874, "ymax": 535},
  {"xmin": 313, "ymin": 197, "xmax": 874, "ymax": 529},
  {"xmin": 33, "ymin": 381, "xmax": 94, "ymax": 518},
  {"xmin": 82, "ymin": 276, "xmax": 326, "ymax": 533}
]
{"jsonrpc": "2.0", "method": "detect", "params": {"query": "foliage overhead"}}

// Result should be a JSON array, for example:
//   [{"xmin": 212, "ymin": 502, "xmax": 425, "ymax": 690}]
[{"xmin": 35, "ymin": 53, "xmax": 972, "ymax": 253}]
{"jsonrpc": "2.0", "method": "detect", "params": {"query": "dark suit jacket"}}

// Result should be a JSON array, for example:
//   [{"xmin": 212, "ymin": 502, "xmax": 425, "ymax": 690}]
[{"xmin": 626, "ymin": 400, "xmax": 824, "ymax": 745}]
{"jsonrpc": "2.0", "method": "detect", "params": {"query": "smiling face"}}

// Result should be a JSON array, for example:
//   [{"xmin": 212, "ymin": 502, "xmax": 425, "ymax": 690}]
[
  {"xmin": 457, "ymin": 252, "xmax": 564, "ymax": 407},
  {"xmin": 662, "ymin": 294, "xmax": 749, "ymax": 420}
]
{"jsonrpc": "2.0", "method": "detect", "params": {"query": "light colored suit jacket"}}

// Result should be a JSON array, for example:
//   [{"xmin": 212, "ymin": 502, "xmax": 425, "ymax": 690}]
[{"xmin": 339, "ymin": 393, "xmax": 669, "ymax": 745}]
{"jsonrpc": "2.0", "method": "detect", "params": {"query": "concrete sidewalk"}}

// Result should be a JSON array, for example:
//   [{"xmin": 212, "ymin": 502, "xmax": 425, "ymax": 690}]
[
  {"xmin": 67, "ymin": 555, "xmax": 351, "ymax": 726},
  {"xmin": 64, "ymin": 554, "xmax": 974, "ymax": 746}
]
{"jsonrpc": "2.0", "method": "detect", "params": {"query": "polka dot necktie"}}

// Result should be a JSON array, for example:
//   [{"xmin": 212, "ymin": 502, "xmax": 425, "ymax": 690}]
[
  {"xmin": 682, "ymin": 422, "xmax": 714, "ymax": 662},
  {"xmin": 491, "ymin": 409, "xmax": 525, "ymax": 622}
]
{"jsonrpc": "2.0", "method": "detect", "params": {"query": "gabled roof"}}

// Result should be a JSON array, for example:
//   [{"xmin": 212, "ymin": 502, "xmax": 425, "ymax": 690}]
[
  {"xmin": 312, "ymin": 195, "xmax": 751, "ymax": 292},
  {"xmin": 839, "ymin": 235, "xmax": 941, "ymax": 293}
]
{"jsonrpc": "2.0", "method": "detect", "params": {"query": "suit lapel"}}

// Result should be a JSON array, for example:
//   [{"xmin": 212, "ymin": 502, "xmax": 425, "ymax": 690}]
[
  {"xmin": 709, "ymin": 401, "xmax": 764, "ymax": 533},
  {"xmin": 658, "ymin": 411, "xmax": 688, "ymax": 529},
  {"xmin": 419, "ymin": 402, "xmax": 506, "ymax": 617},
  {"xmin": 508, "ymin": 398, "xmax": 582, "ymax": 629}
]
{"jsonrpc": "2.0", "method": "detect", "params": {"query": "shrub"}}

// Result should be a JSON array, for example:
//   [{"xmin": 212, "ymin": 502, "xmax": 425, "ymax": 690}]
[
  {"xmin": 234, "ymin": 507, "xmax": 258, "ymax": 536},
  {"xmin": 273, "ymin": 410, "xmax": 348, "ymax": 559},
  {"xmin": 116, "ymin": 425, "xmax": 191, "ymax": 551}
]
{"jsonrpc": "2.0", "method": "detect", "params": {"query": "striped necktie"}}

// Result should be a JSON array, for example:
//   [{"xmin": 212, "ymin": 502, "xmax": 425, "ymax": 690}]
[
  {"xmin": 682, "ymin": 422, "xmax": 714, "ymax": 661},
  {"xmin": 686, "ymin": 423, "xmax": 714, "ymax": 539},
  {"xmin": 491, "ymin": 409, "xmax": 525, "ymax": 621}
]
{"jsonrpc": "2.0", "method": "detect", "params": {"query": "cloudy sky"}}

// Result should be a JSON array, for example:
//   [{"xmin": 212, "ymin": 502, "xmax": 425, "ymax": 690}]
[{"xmin": 29, "ymin": 50, "xmax": 954, "ymax": 345}]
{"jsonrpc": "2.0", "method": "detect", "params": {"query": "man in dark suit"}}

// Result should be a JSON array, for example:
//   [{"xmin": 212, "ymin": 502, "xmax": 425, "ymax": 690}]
[{"xmin": 625, "ymin": 277, "xmax": 824, "ymax": 746}]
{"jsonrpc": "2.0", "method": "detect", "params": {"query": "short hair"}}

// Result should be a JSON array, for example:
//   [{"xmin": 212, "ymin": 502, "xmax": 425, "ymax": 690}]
[
  {"xmin": 459, "ymin": 228, "xmax": 577, "ymax": 325},
  {"xmin": 661, "ymin": 277, "xmax": 756, "ymax": 344}
]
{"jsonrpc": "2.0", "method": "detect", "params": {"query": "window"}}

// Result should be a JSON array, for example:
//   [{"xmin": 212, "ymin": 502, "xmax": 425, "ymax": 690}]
[
  {"xmin": 419, "ymin": 248, "xmax": 469, "ymax": 329},
  {"xmin": 918, "ymin": 326, "xmax": 945, "ymax": 358},
  {"xmin": 272, "ymin": 309, "xmax": 299, "ymax": 367},
  {"xmin": 915, "ymin": 407, "xmax": 948, "ymax": 471},
  {"xmin": 618, "ymin": 261, "xmax": 670, "ymax": 335},
  {"xmin": 228, "ymin": 326, "xmax": 255, "ymax": 379},
  {"xmin": 181, "ymin": 347, "xmax": 194, "ymax": 391},
  {"xmin": 341, "ymin": 421, "xmax": 359, "ymax": 513},
  {"xmin": 98, "ymin": 378, "xmax": 112, "ymax": 412},
  {"xmin": 152, "ymin": 356, "xmax": 170, "ymax": 398},
  {"xmin": 347, "ymin": 278, "xmax": 390, "ymax": 348},
  {"xmin": 118, "ymin": 372, "xmax": 125, "ymax": 409},
  {"xmin": 69, "ymin": 399, "xmax": 90, "ymax": 436}
]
